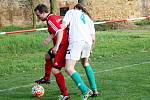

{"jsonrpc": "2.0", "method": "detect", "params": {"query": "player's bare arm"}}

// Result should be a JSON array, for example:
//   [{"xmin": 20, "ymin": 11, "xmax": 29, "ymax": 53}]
[
  {"xmin": 51, "ymin": 29, "xmax": 63, "ymax": 54},
  {"xmin": 43, "ymin": 35, "xmax": 52, "ymax": 45}
]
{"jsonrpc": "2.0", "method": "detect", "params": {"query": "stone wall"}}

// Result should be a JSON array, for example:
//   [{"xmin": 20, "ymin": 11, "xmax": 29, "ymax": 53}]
[
  {"xmin": 87, "ymin": 0, "xmax": 150, "ymax": 20},
  {"xmin": 0, "ymin": 0, "xmax": 150, "ymax": 27},
  {"xmin": 0, "ymin": 0, "xmax": 50, "ymax": 27}
]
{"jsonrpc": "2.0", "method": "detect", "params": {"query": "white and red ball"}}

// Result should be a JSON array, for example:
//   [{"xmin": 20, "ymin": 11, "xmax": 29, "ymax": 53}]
[{"xmin": 32, "ymin": 84, "xmax": 44, "ymax": 97}]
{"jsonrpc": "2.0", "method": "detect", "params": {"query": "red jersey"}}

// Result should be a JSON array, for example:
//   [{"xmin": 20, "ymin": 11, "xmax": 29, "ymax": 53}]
[{"xmin": 46, "ymin": 14, "xmax": 68, "ymax": 45}]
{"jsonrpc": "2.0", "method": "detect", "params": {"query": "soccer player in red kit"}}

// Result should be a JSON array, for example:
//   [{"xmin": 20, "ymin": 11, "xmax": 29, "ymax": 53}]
[{"xmin": 34, "ymin": 4, "xmax": 69, "ymax": 100}]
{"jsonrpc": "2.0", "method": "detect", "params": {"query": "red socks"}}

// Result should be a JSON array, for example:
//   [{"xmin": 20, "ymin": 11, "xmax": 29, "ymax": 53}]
[
  {"xmin": 44, "ymin": 59, "xmax": 52, "ymax": 80},
  {"xmin": 54, "ymin": 72, "xmax": 68, "ymax": 96},
  {"xmin": 44, "ymin": 59, "xmax": 68, "ymax": 96}
]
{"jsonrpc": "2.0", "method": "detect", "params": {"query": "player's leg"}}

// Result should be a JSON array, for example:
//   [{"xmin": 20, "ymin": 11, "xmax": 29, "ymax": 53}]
[
  {"xmin": 65, "ymin": 59, "xmax": 89, "ymax": 93},
  {"xmin": 44, "ymin": 53, "xmax": 53, "ymax": 81},
  {"xmin": 81, "ymin": 42, "xmax": 99, "ymax": 97},
  {"xmin": 64, "ymin": 41, "xmax": 90, "ymax": 94},
  {"xmin": 35, "ymin": 48, "xmax": 56, "ymax": 84},
  {"xmin": 35, "ymin": 53, "xmax": 52, "ymax": 84},
  {"xmin": 81, "ymin": 58, "xmax": 99, "ymax": 97},
  {"xmin": 52, "ymin": 68, "xmax": 69, "ymax": 100},
  {"xmin": 65, "ymin": 59, "xmax": 92, "ymax": 100},
  {"xmin": 52, "ymin": 44, "xmax": 69, "ymax": 100}
]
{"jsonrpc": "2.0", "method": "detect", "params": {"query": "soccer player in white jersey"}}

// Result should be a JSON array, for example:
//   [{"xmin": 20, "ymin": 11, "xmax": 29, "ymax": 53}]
[{"xmin": 60, "ymin": 3, "xmax": 99, "ymax": 100}]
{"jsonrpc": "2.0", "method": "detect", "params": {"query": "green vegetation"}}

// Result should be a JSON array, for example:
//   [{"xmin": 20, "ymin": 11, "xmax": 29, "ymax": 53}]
[
  {"xmin": 94, "ymin": 20, "xmax": 118, "ymax": 31},
  {"xmin": 95, "ymin": 19, "xmax": 150, "ymax": 31},
  {"xmin": 0, "ymin": 25, "xmax": 26, "ymax": 32},
  {"xmin": 95, "ymin": 23, "xmax": 117, "ymax": 31},
  {"xmin": 0, "ymin": 27, "xmax": 150, "ymax": 100},
  {"xmin": 0, "ymin": 24, "xmax": 47, "ymax": 32},
  {"xmin": 134, "ymin": 19, "xmax": 150, "ymax": 26}
]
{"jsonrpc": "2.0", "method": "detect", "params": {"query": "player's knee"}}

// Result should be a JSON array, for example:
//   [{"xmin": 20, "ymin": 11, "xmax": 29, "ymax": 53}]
[
  {"xmin": 64, "ymin": 66, "xmax": 75, "ymax": 76},
  {"xmin": 45, "ymin": 53, "xmax": 51, "ymax": 60},
  {"xmin": 81, "ymin": 58, "xmax": 89, "ymax": 66},
  {"xmin": 64, "ymin": 66, "xmax": 69, "ymax": 72},
  {"xmin": 64, "ymin": 66, "xmax": 72, "ymax": 74},
  {"xmin": 83, "ymin": 63, "xmax": 90, "ymax": 68},
  {"xmin": 52, "ymin": 68, "xmax": 60, "ymax": 74}
]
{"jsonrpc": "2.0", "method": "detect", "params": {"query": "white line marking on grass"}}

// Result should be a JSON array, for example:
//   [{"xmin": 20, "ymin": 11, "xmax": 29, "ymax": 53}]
[
  {"xmin": 0, "ymin": 84, "xmax": 32, "ymax": 92},
  {"xmin": 94, "ymin": 61, "xmax": 150, "ymax": 74},
  {"xmin": 0, "ymin": 80, "xmax": 55, "ymax": 92},
  {"xmin": 0, "ymin": 61, "xmax": 150, "ymax": 92}
]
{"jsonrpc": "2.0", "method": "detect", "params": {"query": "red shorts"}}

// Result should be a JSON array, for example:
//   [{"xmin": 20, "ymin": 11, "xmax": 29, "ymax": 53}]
[{"xmin": 49, "ymin": 44, "xmax": 68, "ymax": 68}]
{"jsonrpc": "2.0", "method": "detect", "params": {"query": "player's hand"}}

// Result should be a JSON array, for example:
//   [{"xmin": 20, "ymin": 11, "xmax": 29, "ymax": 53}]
[
  {"xmin": 51, "ymin": 46, "xmax": 58, "ymax": 55},
  {"xmin": 43, "ymin": 37, "xmax": 52, "ymax": 45}
]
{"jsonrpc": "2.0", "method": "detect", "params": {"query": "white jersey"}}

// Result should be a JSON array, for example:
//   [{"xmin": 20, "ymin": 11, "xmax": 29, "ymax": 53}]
[{"xmin": 63, "ymin": 9, "xmax": 95, "ymax": 45}]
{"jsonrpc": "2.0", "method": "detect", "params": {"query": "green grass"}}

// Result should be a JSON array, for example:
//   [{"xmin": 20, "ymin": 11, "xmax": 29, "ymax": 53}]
[
  {"xmin": 0, "ymin": 28, "xmax": 150, "ymax": 100},
  {"xmin": 134, "ymin": 19, "xmax": 150, "ymax": 26}
]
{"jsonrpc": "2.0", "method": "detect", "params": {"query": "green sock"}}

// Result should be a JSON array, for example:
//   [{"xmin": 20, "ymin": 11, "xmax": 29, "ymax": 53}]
[
  {"xmin": 71, "ymin": 72, "xmax": 88, "ymax": 94},
  {"xmin": 85, "ymin": 64, "xmax": 97, "ymax": 90}
]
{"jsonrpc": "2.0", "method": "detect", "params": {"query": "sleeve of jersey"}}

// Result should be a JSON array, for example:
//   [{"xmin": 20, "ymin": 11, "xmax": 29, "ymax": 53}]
[
  {"xmin": 62, "ymin": 10, "xmax": 72, "ymax": 26},
  {"xmin": 47, "ymin": 16, "xmax": 61, "ymax": 33}
]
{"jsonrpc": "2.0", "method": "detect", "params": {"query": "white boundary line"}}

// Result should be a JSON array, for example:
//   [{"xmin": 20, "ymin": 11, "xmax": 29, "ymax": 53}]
[
  {"xmin": 94, "ymin": 61, "xmax": 150, "ymax": 74},
  {"xmin": 0, "ymin": 61, "xmax": 150, "ymax": 92}
]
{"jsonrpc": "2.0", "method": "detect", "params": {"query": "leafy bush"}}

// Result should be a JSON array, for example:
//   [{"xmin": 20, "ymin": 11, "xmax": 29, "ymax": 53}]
[
  {"xmin": 134, "ymin": 19, "xmax": 150, "ymax": 26},
  {"xmin": 0, "ymin": 24, "xmax": 47, "ymax": 32},
  {"xmin": 94, "ymin": 20, "xmax": 124, "ymax": 31},
  {"xmin": 0, "ymin": 25, "xmax": 25, "ymax": 32}
]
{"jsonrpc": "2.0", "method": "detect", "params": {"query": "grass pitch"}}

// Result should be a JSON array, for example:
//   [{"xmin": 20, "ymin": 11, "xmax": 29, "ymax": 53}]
[{"xmin": 0, "ymin": 28, "xmax": 150, "ymax": 100}]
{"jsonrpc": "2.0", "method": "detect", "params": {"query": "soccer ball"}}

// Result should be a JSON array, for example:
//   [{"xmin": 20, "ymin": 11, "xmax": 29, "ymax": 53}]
[{"xmin": 32, "ymin": 84, "xmax": 44, "ymax": 97}]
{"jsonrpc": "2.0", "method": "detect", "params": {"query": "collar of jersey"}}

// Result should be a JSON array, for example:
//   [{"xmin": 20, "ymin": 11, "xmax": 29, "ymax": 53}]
[{"xmin": 46, "ymin": 13, "xmax": 53, "ymax": 20}]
